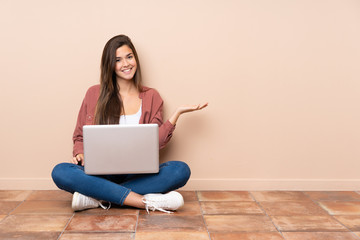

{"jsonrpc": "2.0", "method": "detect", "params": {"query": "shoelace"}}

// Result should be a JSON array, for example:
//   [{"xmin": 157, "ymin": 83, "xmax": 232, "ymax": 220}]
[
  {"xmin": 99, "ymin": 201, "xmax": 111, "ymax": 210},
  {"xmin": 142, "ymin": 199, "xmax": 173, "ymax": 214}
]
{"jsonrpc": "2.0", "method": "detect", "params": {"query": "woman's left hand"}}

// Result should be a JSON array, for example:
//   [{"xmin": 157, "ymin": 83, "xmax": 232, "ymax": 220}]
[
  {"xmin": 169, "ymin": 102, "xmax": 208, "ymax": 125},
  {"xmin": 177, "ymin": 103, "xmax": 208, "ymax": 114}
]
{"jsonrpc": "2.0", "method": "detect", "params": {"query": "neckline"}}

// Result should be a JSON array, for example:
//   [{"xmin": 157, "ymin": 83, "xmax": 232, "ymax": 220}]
[{"xmin": 121, "ymin": 103, "xmax": 142, "ymax": 117}]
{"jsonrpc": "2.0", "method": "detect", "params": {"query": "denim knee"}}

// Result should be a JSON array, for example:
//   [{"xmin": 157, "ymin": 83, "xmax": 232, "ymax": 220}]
[
  {"xmin": 166, "ymin": 161, "xmax": 191, "ymax": 188},
  {"xmin": 51, "ymin": 162, "xmax": 75, "ymax": 191}
]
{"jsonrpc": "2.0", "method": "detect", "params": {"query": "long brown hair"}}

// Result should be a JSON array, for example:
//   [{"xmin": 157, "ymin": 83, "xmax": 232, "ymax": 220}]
[{"xmin": 94, "ymin": 35, "xmax": 142, "ymax": 124}]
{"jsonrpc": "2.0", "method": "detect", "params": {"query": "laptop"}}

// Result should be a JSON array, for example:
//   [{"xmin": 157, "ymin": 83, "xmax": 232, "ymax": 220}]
[{"xmin": 83, "ymin": 124, "xmax": 159, "ymax": 175}]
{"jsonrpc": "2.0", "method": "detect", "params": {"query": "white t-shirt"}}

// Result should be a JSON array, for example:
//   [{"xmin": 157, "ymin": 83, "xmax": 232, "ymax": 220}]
[{"xmin": 119, "ymin": 104, "xmax": 142, "ymax": 125}]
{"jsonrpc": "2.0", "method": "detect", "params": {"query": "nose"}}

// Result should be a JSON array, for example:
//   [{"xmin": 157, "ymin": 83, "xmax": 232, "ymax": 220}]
[{"xmin": 123, "ymin": 58, "xmax": 130, "ymax": 67}]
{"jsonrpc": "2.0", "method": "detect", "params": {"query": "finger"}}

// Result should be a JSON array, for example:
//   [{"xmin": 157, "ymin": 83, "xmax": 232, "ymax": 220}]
[
  {"xmin": 193, "ymin": 104, "xmax": 200, "ymax": 110},
  {"xmin": 191, "ymin": 104, "xmax": 204, "ymax": 111},
  {"xmin": 199, "ymin": 102, "xmax": 208, "ymax": 109},
  {"xmin": 71, "ymin": 157, "xmax": 78, "ymax": 164},
  {"xmin": 77, "ymin": 157, "xmax": 84, "ymax": 166},
  {"xmin": 77, "ymin": 154, "xmax": 84, "ymax": 166}
]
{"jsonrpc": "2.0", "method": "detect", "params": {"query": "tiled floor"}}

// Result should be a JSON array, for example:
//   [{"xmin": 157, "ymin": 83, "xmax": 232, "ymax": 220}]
[{"xmin": 0, "ymin": 190, "xmax": 360, "ymax": 239}]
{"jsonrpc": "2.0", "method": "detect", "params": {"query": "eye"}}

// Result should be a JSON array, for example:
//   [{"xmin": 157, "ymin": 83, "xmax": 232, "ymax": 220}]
[{"xmin": 127, "ymin": 55, "xmax": 133, "ymax": 60}]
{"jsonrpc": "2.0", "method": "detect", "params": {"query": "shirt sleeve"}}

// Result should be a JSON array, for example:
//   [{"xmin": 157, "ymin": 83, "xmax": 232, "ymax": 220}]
[
  {"xmin": 72, "ymin": 87, "xmax": 97, "ymax": 157},
  {"xmin": 148, "ymin": 90, "xmax": 176, "ymax": 149},
  {"xmin": 72, "ymin": 97, "xmax": 86, "ymax": 157}
]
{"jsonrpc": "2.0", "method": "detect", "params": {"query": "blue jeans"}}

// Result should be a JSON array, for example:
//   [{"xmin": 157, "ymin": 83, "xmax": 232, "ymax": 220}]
[{"xmin": 51, "ymin": 161, "xmax": 191, "ymax": 205}]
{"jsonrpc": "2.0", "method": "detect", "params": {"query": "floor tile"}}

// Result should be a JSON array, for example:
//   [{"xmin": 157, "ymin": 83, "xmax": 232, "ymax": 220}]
[
  {"xmin": 333, "ymin": 216, "xmax": 360, "ymax": 230},
  {"xmin": 271, "ymin": 215, "xmax": 347, "ymax": 231},
  {"xmin": 140, "ymin": 201, "xmax": 202, "ymax": 216},
  {"xmin": 11, "ymin": 200, "xmax": 73, "ymax": 215},
  {"xmin": 0, "ymin": 201, "xmax": 22, "ymax": 214},
  {"xmin": 201, "ymin": 201, "xmax": 264, "ymax": 215},
  {"xmin": 0, "ymin": 215, "xmax": 70, "ymax": 232},
  {"xmin": 137, "ymin": 215, "xmax": 206, "ymax": 232},
  {"xmin": 135, "ymin": 231, "xmax": 209, "ymax": 240},
  {"xmin": 251, "ymin": 191, "xmax": 310, "ymax": 202},
  {"xmin": 197, "ymin": 191, "xmax": 253, "ymax": 201},
  {"xmin": 0, "ymin": 190, "xmax": 32, "ymax": 201},
  {"xmin": 282, "ymin": 232, "xmax": 359, "ymax": 240},
  {"xmin": 27, "ymin": 190, "xmax": 73, "ymax": 201},
  {"xmin": 178, "ymin": 191, "xmax": 198, "ymax": 202},
  {"xmin": 319, "ymin": 202, "xmax": 360, "ymax": 215},
  {"xmin": 210, "ymin": 232, "xmax": 284, "ymax": 240},
  {"xmin": 204, "ymin": 215, "xmax": 277, "ymax": 232},
  {"xmin": 75, "ymin": 206, "xmax": 139, "ymax": 216},
  {"xmin": 305, "ymin": 191, "xmax": 360, "ymax": 201},
  {"xmin": 4, "ymin": 190, "xmax": 360, "ymax": 239},
  {"xmin": 260, "ymin": 201, "xmax": 328, "ymax": 216},
  {"xmin": 60, "ymin": 232, "xmax": 134, "ymax": 240},
  {"xmin": 66, "ymin": 215, "xmax": 137, "ymax": 232},
  {"xmin": 0, "ymin": 232, "xmax": 60, "ymax": 240}
]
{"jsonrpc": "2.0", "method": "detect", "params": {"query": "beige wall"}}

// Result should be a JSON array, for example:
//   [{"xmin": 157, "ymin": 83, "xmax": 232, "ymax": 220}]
[{"xmin": 1, "ymin": 0, "xmax": 359, "ymax": 190}]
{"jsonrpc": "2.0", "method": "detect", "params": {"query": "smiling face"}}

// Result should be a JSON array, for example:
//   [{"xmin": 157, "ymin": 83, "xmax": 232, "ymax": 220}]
[{"xmin": 114, "ymin": 45, "xmax": 137, "ymax": 82}]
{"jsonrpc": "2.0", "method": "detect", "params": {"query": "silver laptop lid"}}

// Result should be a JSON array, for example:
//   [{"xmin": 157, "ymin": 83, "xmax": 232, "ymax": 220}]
[{"xmin": 83, "ymin": 124, "xmax": 159, "ymax": 175}]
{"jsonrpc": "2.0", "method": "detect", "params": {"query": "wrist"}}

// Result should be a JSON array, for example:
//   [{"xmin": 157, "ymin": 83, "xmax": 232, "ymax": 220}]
[{"xmin": 169, "ymin": 110, "xmax": 181, "ymax": 125}]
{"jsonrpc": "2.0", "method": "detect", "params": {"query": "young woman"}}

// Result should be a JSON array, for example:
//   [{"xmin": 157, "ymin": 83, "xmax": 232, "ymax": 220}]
[{"xmin": 51, "ymin": 35, "xmax": 207, "ymax": 213}]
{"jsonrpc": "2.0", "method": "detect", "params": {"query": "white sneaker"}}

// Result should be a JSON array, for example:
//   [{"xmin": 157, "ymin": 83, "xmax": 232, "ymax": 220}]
[
  {"xmin": 142, "ymin": 191, "xmax": 184, "ymax": 214},
  {"xmin": 72, "ymin": 192, "xmax": 110, "ymax": 211}
]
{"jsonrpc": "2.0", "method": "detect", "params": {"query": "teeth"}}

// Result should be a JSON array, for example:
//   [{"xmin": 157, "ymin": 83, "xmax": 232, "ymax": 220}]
[{"xmin": 123, "ymin": 69, "xmax": 131, "ymax": 72}]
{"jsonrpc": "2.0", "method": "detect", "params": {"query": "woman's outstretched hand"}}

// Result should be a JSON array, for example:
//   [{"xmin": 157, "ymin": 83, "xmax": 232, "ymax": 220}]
[
  {"xmin": 71, "ymin": 153, "xmax": 84, "ymax": 166},
  {"xmin": 169, "ymin": 102, "xmax": 208, "ymax": 125},
  {"xmin": 177, "ymin": 103, "xmax": 208, "ymax": 114}
]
